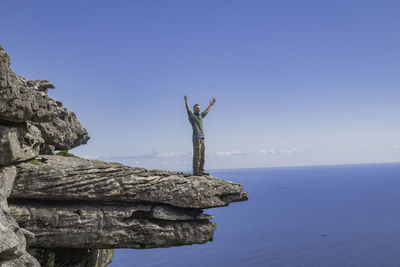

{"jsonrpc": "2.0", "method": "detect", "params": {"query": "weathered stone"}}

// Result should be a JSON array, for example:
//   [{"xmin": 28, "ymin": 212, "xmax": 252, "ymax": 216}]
[
  {"xmin": 0, "ymin": 211, "xmax": 23, "ymax": 261},
  {"xmin": 20, "ymin": 228, "xmax": 35, "ymax": 245},
  {"xmin": 10, "ymin": 155, "xmax": 248, "ymax": 209},
  {"xmin": 86, "ymin": 249, "xmax": 114, "ymax": 267},
  {"xmin": 26, "ymin": 80, "xmax": 54, "ymax": 92},
  {"xmin": 0, "ymin": 174, "xmax": 38, "ymax": 267},
  {"xmin": 7, "ymin": 154, "xmax": 245, "ymax": 252},
  {"xmin": 0, "ymin": 45, "xmax": 57, "ymax": 123},
  {"xmin": 39, "ymin": 144, "xmax": 55, "ymax": 155},
  {"xmin": 0, "ymin": 122, "xmax": 44, "ymax": 166},
  {"xmin": 9, "ymin": 201, "xmax": 216, "ymax": 249},
  {"xmin": 0, "ymin": 44, "xmax": 89, "ymax": 152},
  {"xmin": 0, "ymin": 195, "xmax": 26, "ymax": 262},
  {"xmin": 32, "ymin": 98, "xmax": 90, "ymax": 151},
  {"xmin": 0, "ymin": 251, "xmax": 40, "ymax": 267},
  {"xmin": 0, "ymin": 166, "xmax": 16, "ymax": 198},
  {"xmin": 152, "ymin": 205, "xmax": 214, "ymax": 221},
  {"xmin": 0, "ymin": 145, "xmax": 37, "ymax": 266}
]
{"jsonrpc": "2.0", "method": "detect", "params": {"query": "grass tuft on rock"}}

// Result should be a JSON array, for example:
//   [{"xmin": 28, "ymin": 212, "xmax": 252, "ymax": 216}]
[
  {"xmin": 56, "ymin": 150, "xmax": 78, "ymax": 158},
  {"xmin": 29, "ymin": 159, "xmax": 42, "ymax": 165}
]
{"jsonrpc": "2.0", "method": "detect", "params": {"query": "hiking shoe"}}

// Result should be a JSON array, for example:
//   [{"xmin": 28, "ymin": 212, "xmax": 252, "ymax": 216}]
[
  {"xmin": 201, "ymin": 172, "xmax": 210, "ymax": 175},
  {"xmin": 193, "ymin": 173, "xmax": 202, "ymax": 176}
]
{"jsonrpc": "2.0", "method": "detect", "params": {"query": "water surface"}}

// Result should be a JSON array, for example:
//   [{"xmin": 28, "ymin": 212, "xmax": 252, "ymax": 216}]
[{"xmin": 110, "ymin": 163, "xmax": 400, "ymax": 267}]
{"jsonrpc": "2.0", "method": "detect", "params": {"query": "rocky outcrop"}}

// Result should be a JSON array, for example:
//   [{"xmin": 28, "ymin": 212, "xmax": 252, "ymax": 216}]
[
  {"xmin": 10, "ymin": 201, "xmax": 217, "ymax": 249},
  {"xmin": 0, "ymin": 166, "xmax": 40, "ymax": 267},
  {"xmin": 31, "ymin": 99, "xmax": 90, "ymax": 152},
  {"xmin": 10, "ymin": 155, "xmax": 246, "ymax": 208},
  {"xmin": 0, "ymin": 43, "xmax": 92, "ymax": 266},
  {"xmin": 5, "ymin": 161, "xmax": 247, "ymax": 266},
  {"xmin": 0, "ymin": 45, "xmax": 57, "ymax": 123},
  {"xmin": 0, "ymin": 44, "xmax": 90, "ymax": 155},
  {"xmin": 0, "ymin": 43, "xmax": 247, "ymax": 267},
  {"xmin": 8, "ymin": 155, "xmax": 246, "ymax": 249},
  {"xmin": 0, "ymin": 122, "xmax": 44, "ymax": 166}
]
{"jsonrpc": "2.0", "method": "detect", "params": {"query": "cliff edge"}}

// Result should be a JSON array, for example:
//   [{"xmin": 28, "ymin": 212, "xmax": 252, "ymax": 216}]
[{"xmin": 0, "ymin": 44, "xmax": 247, "ymax": 267}]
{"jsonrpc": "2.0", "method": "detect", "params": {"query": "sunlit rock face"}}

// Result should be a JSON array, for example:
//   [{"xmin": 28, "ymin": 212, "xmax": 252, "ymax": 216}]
[
  {"xmin": 0, "ymin": 45, "xmax": 57, "ymax": 123},
  {"xmin": 0, "ymin": 44, "xmax": 90, "ymax": 155}
]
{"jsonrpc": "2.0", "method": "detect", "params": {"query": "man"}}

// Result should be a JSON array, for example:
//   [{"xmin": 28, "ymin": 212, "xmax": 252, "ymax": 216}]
[{"xmin": 184, "ymin": 95, "xmax": 216, "ymax": 176}]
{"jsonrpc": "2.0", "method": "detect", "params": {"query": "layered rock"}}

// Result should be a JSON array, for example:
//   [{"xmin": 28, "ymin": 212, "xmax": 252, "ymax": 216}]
[
  {"xmin": 8, "ymin": 155, "xmax": 247, "ymax": 250},
  {"xmin": 0, "ymin": 166, "xmax": 40, "ymax": 267},
  {"xmin": 0, "ymin": 44, "xmax": 92, "ymax": 266},
  {"xmin": 10, "ymin": 155, "xmax": 246, "ymax": 209},
  {"xmin": 9, "ymin": 202, "xmax": 216, "ymax": 249}
]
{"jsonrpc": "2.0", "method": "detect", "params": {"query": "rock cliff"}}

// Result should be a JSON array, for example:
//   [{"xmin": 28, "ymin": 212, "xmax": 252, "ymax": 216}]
[{"xmin": 0, "ymin": 44, "xmax": 247, "ymax": 266}]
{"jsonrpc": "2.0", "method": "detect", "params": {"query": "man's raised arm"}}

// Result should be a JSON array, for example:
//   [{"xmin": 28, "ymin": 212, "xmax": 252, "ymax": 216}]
[
  {"xmin": 184, "ymin": 95, "xmax": 191, "ymax": 113},
  {"xmin": 203, "ymin": 98, "xmax": 216, "ymax": 114}
]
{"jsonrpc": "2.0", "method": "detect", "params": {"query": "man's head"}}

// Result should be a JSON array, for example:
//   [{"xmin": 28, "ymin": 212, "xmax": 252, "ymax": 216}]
[{"xmin": 193, "ymin": 104, "xmax": 201, "ymax": 114}]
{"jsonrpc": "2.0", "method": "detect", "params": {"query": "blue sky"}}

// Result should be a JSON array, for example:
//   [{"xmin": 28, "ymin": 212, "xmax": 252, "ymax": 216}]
[{"xmin": 1, "ymin": 0, "xmax": 399, "ymax": 171}]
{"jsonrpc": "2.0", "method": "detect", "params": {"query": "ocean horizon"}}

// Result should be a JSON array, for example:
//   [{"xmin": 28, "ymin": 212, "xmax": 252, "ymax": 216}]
[{"xmin": 110, "ymin": 162, "xmax": 400, "ymax": 267}]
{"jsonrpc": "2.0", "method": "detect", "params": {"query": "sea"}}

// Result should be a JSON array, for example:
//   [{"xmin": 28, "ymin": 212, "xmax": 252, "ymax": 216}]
[{"xmin": 109, "ymin": 163, "xmax": 400, "ymax": 267}]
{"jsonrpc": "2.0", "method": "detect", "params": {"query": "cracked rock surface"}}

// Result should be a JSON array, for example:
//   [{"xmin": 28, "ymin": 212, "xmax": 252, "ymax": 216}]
[
  {"xmin": 8, "ymin": 155, "xmax": 247, "ymax": 249},
  {"xmin": 11, "ymin": 155, "xmax": 247, "ymax": 209}
]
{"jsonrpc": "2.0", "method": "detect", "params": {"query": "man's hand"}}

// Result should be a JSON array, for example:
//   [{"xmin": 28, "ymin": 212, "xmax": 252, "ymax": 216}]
[
  {"xmin": 204, "ymin": 97, "xmax": 216, "ymax": 114},
  {"xmin": 184, "ymin": 95, "xmax": 191, "ymax": 112}
]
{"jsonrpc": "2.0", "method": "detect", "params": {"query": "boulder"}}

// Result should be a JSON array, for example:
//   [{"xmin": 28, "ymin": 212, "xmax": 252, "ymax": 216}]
[
  {"xmin": 0, "ymin": 251, "xmax": 40, "ymax": 267},
  {"xmin": 0, "ymin": 194, "xmax": 27, "ymax": 263},
  {"xmin": 0, "ymin": 123, "xmax": 44, "ymax": 166},
  {"xmin": 0, "ymin": 166, "xmax": 16, "ymax": 197},
  {"xmin": 32, "ymin": 98, "xmax": 90, "ymax": 151}
]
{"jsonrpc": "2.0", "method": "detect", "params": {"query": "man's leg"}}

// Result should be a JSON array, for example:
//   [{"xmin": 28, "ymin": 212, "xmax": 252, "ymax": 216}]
[
  {"xmin": 199, "ymin": 139, "xmax": 205, "ymax": 173},
  {"xmin": 192, "ymin": 138, "xmax": 201, "ymax": 175}
]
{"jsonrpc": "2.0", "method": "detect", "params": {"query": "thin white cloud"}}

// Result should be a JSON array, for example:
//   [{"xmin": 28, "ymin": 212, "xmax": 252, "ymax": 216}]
[
  {"xmin": 157, "ymin": 152, "xmax": 176, "ymax": 157},
  {"xmin": 81, "ymin": 147, "xmax": 304, "ymax": 161},
  {"xmin": 89, "ymin": 150, "xmax": 192, "ymax": 160},
  {"xmin": 344, "ymin": 149, "xmax": 356, "ymax": 153},
  {"xmin": 214, "ymin": 148, "xmax": 304, "ymax": 157},
  {"xmin": 215, "ymin": 151, "xmax": 247, "ymax": 156},
  {"xmin": 254, "ymin": 148, "xmax": 304, "ymax": 155},
  {"xmin": 80, "ymin": 155, "xmax": 101, "ymax": 160},
  {"xmin": 254, "ymin": 149, "xmax": 277, "ymax": 155},
  {"xmin": 154, "ymin": 151, "xmax": 191, "ymax": 157},
  {"xmin": 393, "ymin": 145, "xmax": 399, "ymax": 150}
]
